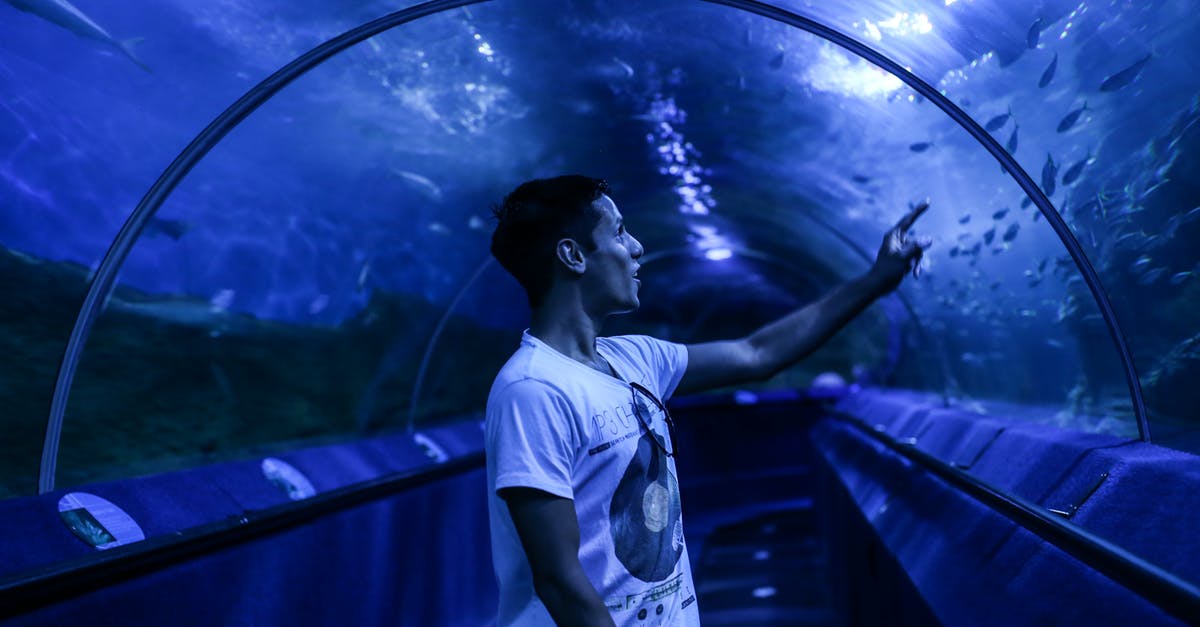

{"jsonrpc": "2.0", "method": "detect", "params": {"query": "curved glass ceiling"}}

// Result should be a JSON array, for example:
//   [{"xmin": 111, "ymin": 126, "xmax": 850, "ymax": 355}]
[{"xmin": 1, "ymin": 0, "xmax": 1199, "ymax": 500}]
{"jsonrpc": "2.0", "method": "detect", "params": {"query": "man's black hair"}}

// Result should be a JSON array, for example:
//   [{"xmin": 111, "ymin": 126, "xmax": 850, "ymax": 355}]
[{"xmin": 491, "ymin": 175, "xmax": 610, "ymax": 307}]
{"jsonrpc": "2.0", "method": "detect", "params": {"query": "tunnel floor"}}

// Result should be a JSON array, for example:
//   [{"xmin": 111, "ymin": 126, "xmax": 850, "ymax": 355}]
[{"xmin": 692, "ymin": 503, "xmax": 836, "ymax": 626}]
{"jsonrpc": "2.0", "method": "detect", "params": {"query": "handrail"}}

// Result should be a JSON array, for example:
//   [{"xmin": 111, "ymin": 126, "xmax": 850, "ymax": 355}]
[
  {"xmin": 699, "ymin": 0, "xmax": 1149, "ymax": 441},
  {"xmin": 4, "ymin": 451, "xmax": 485, "ymax": 618},
  {"xmin": 39, "ymin": 0, "xmax": 495, "ymax": 494},
  {"xmin": 829, "ymin": 409, "xmax": 1200, "ymax": 623}
]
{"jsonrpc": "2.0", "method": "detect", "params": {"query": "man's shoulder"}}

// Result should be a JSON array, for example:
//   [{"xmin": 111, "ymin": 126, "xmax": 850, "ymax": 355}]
[
  {"xmin": 599, "ymin": 333, "xmax": 670, "ymax": 352},
  {"xmin": 488, "ymin": 343, "xmax": 569, "ymax": 401},
  {"xmin": 598, "ymin": 333, "xmax": 679, "ymax": 364}
]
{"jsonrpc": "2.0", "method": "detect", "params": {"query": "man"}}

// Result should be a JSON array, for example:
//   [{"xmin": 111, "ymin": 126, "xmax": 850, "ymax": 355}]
[{"xmin": 485, "ymin": 175, "xmax": 929, "ymax": 626}]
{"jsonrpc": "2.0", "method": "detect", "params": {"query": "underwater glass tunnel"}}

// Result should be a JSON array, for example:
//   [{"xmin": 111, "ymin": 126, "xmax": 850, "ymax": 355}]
[{"xmin": 1, "ymin": 0, "xmax": 1199, "ymax": 624}]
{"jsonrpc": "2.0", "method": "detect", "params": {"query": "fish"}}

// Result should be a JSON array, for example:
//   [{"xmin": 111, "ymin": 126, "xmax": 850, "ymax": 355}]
[
  {"xmin": 391, "ymin": 169, "xmax": 443, "ymax": 202},
  {"xmin": 969, "ymin": 242, "xmax": 982, "ymax": 256},
  {"xmin": 1033, "ymin": 211, "xmax": 1042, "ymax": 222},
  {"xmin": 984, "ymin": 107, "xmax": 1013, "ymax": 132},
  {"xmin": 210, "ymin": 289, "xmax": 235, "ymax": 311},
  {"xmin": 144, "ymin": 217, "xmax": 191, "ymax": 240},
  {"xmin": 769, "ymin": 51, "xmax": 785, "ymax": 70},
  {"xmin": 1131, "ymin": 256, "xmax": 1153, "ymax": 272},
  {"xmin": 1061, "ymin": 154, "xmax": 1091, "ymax": 186},
  {"xmin": 1075, "ymin": 199, "xmax": 1100, "ymax": 218},
  {"xmin": 1056, "ymin": 102, "xmax": 1088, "ymax": 133},
  {"xmin": 983, "ymin": 228, "xmax": 996, "ymax": 245},
  {"xmin": 611, "ymin": 56, "xmax": 634, "ymax": 79},
  {"xmin": 1021, "ymin": 197, "xmax": 1033, "ymax": 209},
  {"xmin": 1115, "ymin": 231, "xmax": 1143, "ymax": 247},
  {"xmin": 992, "ymin": 208, "xmax": 1009, "ymax": 220},
  {"xmin": 1038, "ymin": 53, "xmax": 1057, "ymax": 88},
  {"xmin": 1138, "ymin": 267, "xmax": 1167, "ymax": 286},
  {"xmin": 357, "ymin": 260, "xmax": 372, "ymax": 292},
  {"xmin": 308, "ymin": 294, "xmax": 330, "ymax": 315},
  {"xmin": 909, "ymin": 142, "xmax": 934, "ymax": 152},
  {"xmin": 1037, "ymin": 258, "xmax": 1048, "ymax": 273},
  {"xmin": 851, "ymin": 174, "xmax": 871, "ymax": 184},
  {"xmin": 1027, "ymin": 18, "xmax": 1043, "ymax": 49},
  {"xmin": 1163, "ymin": 215, "xmax": 1182, "ymax": 240},
  {"xmin": 1099, "ymin": 54, "xmax": 1152, "ymax": 92},
  {"xmin": 1005, "ymin": 125, "xmax": 1019, "ymax": 154},
  {"xmin": 4, "ymin": 0, "xmax": 149, "ymax": 71},
  {"xmin": 1170, "ymin": 271, "xmax": 1192, "ymax": 286},
  {"xmin": 591, "ymin": 57, "xmax": 635, "ymax": 81},
  {"xmin": 949, "ymin": 246, "xmax": 961, "ymax": 258},
  {"xmin": 468, "ymin": 215, "xmax": 487, "ymax": 230},
  {"xmin": 958, "ymin": 214, "xmax": 972, "ymax": 224},
  {"xmin": 1002, "ymin": 222, "xmax": 1020, "ymax": 242},
  {"xmin": 1042, "ymin": 154, "xmax": 1058, "ymax": 197}
]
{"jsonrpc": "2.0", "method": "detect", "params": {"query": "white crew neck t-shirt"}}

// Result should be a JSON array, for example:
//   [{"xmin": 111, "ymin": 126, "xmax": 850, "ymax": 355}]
[{"xmin": 486, "ymin": 331, "xmax": 700, "ymax": 627}]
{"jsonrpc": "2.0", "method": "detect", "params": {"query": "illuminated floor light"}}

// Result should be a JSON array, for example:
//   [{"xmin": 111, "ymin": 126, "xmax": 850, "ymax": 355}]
[{"xmin": 752, "ymin": 586, "xmax": 777, "ymax": 599}]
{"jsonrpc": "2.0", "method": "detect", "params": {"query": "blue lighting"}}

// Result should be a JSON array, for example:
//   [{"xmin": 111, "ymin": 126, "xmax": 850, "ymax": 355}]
[{"xmin": 704, "ymin": 247, "xmax": 733, "ymax": 261}]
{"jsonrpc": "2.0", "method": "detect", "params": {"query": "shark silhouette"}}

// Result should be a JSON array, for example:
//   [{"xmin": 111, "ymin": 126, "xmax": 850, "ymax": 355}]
[{"xmin": 5, "ymin": 0, "xmax": 149, "ymax": 72}]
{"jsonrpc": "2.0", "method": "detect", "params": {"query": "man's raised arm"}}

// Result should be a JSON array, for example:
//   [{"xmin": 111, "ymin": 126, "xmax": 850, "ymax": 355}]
[{"xmin": 675, "ymin": 202, "xmax": 930, "ymax": 396}]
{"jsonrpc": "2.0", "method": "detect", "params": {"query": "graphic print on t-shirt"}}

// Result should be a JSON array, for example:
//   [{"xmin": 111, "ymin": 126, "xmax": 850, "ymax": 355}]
[{"xmin": 608, "ymin": 394, "xmax": 682, "ymax": 582}]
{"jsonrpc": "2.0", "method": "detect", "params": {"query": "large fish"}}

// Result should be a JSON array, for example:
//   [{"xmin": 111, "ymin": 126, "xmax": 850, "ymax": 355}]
[
  {"xmin": 391, "ymin": 168, "xmax": 444, "ymax": 202},
  {"xmin": 1042, "ymin": 154, "xmax": 1058, "ymax": 197},
  {"xmin": 1038, "ymin": 53, "xmax": 1057, "ymax": 88},
  {"xmin": 984, "ymin": 107, "xmax": 1013, "ymax": 132},
  {"xmin": 1027, "ymin": 18, "xmax": 1043, "ymax": 49},
  {"xmin": 1057, "ymin": 102, "xmax": 1088, "ymax": 133},
  {"xmin": 1061, "ymin": 154, "xmax": 1091, "ymax": 186},
  {"xmin": 1099, "ymin": 54, "xmax": 1152, "ymax": 92},
  {"xmin": 1005, "ymin": 125, "xmax": 1019, "ymax": 154},
  {"xmin": 5, "ymin": 0, "xmax": 149, "ymax": 71}
]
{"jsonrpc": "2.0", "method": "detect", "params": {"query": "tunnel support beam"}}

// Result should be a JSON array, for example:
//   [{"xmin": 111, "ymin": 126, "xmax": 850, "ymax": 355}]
[
  {"xmin": 45, "ymin": 0, "xmax": 1150, "ymax": 496},
  {"xmin": 702, "ymin": 0, "xmax": 1150, "ymax": 440}
]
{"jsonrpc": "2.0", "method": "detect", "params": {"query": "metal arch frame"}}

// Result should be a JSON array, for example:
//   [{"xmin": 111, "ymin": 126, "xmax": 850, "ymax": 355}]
[
  {"xmin": 38, "ymin": 0, "xmax": 492, "ymax": 495},
  {"xmin": 40, "ymin": 0, "xmax": 1148, "ymax": 493},
  {"xmin": 400, "ymin": 241, "xmax": 934, "ymax": 435},
  {"xmin": 699, "ymin": 0, "xmax": 1149, "ymax": 439}
]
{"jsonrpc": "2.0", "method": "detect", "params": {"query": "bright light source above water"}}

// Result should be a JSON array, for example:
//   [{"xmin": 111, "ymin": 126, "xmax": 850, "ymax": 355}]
[
  {"xmin": 704, "ymin": 248, "xmax": 733, "ymax": 261},
  {"xmin": 859, "ymin": 12, "xmax": 934, "ymax": 42},
  {"xmin": 806, "ymin": 45, "xmax": 904, "ymax": 98}
]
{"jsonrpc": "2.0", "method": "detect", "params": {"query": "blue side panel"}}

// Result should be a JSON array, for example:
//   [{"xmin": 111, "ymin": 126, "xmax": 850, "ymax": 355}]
[
  {"xmin": 5, "ymin": 468, "xmax": 496, "ymax": 627},
  {"xmin": 0, "ymin": 418, "xmax": 495, "ymax": 625},
  {"xmin": 815, "ymin": 387, "xmax": 1194, "ymax": 626}
]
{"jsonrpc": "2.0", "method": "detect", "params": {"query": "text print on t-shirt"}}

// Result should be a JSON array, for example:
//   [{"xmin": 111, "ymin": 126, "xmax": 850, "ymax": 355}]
[{"xmin": 588, "ymin": 397, "xmax": 658, "ymax": 456}]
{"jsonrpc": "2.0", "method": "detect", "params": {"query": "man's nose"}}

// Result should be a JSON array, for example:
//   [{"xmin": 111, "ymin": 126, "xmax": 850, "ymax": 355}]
[{"xmin": 630, "ymin": 235, "xmax": 645, "ymax": 259}]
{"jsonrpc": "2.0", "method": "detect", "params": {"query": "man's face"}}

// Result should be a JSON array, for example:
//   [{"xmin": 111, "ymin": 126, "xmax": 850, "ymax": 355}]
[{"xmin": 581, "ymin": 194, "xmax": 644, "ymax": 314}]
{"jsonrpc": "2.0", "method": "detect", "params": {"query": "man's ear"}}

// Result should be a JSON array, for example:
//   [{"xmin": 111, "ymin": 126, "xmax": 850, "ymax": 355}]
[{"xmin": 556, "ymin": 238, "xmax": 587, "ymax": 276}]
